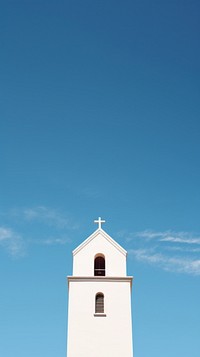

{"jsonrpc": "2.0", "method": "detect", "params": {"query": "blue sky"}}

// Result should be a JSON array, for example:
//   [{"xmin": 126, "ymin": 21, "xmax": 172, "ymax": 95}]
[{"xmin": 0, "ymin": 0, "xmax": 200, "ymax": 356}]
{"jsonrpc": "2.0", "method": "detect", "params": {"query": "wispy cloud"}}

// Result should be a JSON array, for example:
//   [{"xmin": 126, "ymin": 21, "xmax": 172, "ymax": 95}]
[
  {"xmin": 40, "ymin": 237, "xmax": 71, "ymax": 245},
  {"xmin": 80, "ymin": 187, "xmax": 101, "ymax": 199},
  {"xmin": 122, "ymin": 229, "xmax": 200, "ymax": 276},
  {"xmin": 129, "ymin": 248, "xmax": 200, "ymax": 275},
  {"xmin": 14, "ymin": 206, "xmax": 78, "ymax": 230},
  {"xmin": 160, "ymin": 236, "xmax": 200, "ymax": 244},
  {"xmin": 0, "ymin": 227, "xmax": 25, "ymax": 257},
  {"xmin": 131, "ymin": 229, "xmax": 200, "ymax": 244},
  {"xmin": 0, "ymin": 206, "xmax": 78, "ymax": 257}
]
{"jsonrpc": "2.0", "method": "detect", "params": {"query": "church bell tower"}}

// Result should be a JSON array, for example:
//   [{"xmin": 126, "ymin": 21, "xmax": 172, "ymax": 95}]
[{"xmin": 66, "ymin": 218, "xmax": 133, "ymax": 357}]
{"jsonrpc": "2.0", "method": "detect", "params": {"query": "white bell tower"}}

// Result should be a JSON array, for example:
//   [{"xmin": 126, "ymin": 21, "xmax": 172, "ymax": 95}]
[{"xmin": 66, "ymin": 218, "xmax": 133, "ymax": 357}]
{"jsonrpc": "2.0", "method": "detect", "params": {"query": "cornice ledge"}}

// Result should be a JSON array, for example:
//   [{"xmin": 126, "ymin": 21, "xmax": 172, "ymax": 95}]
[{"xmin": 67, "ymin": 276, "xmax": 133, "ymax": 282}]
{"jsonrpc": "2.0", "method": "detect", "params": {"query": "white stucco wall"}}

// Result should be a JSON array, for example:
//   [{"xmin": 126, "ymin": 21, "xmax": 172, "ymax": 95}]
[
  {"xmin": 73, "ymin": 230, "xmax": 127, "ymax": 276},
  {"xmin": 67, "ymin": 228, "xmax": 133, "ymax": 357},
  {"xmin": 67, "ymin": 278, "xmax": 133, "ymax": 357}
]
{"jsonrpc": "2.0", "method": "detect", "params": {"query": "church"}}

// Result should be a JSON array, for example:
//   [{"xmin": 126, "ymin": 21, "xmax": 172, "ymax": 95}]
[{"xmin": 66, "ymin": 218, "xmax": 134, "ymax": 357}]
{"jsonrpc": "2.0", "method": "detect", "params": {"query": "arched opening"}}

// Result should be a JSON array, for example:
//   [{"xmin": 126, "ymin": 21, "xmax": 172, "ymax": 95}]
[
  {"xmin": 94, "ymin": 255, "xmax": 105, "ymax": 276},
  {"xmin": 95, "ymin": 293, "xmax": 104, "ymax": 313}
]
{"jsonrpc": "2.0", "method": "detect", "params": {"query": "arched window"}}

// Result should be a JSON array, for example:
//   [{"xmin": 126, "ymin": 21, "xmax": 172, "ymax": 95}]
[
  {"xmin": 94, "ymin": 255, "xmax": 105, "ymax": 276},
  {"xmin": 95, "ymin": 293, "xmax": 104, "ymax": 313}
]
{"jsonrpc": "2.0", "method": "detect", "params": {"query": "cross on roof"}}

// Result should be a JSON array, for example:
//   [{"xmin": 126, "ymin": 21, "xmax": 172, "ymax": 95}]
[{"xmin": 94, "ymin": 217, "xmax": 105, "ymax": 229}]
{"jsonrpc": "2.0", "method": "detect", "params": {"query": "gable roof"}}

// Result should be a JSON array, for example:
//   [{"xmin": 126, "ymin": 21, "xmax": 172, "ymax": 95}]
[{"xmin": 73, "ymin": 228, "xmax": 127, "ymax": 256}]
